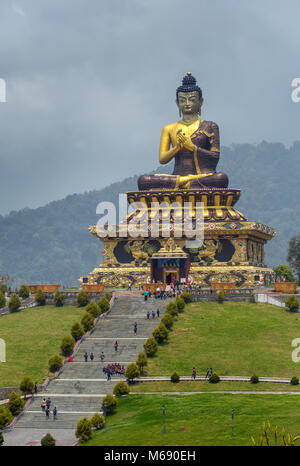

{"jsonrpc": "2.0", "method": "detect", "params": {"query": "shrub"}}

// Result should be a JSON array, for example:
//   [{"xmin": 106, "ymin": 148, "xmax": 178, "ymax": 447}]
[
  {"xmin": 60, "ymin": 335, "xmax": 75, "ymax": 357},
  {"xmin": 181, "ymin": 291, "xmax": 191, "ymax": 303},
  {"xmin": 81, "ymin": 312, "xmax": 95, "ymax": 332},
  {"xmin": 77, "ymin": 291, "xmax": 89, "ymax": 307},
  {"xmin": 8, "ymin": 294, "xmax": 22, "ymax": 312},
  {"xmin": 35, "ymin": 289, "xmax": 46, "ymax": 306},
  {"xmin": 101, "ymin": 394, "xmax": 117, "ymax": 414},
  {"xmin": 175, "ymin": 297, "xmax": 185, "ymax": 312},
  {"xmin": 250, "ymin": 375, "xmax": 259, "ymax": 384},
  {"xmin": 143, "ymin": 337, "xmax": 158, "ymax": 357},
  {"xmin": 113, "ymin": 381, "xmax": 130, "ymax": 396},
  {"xmin": 152, "ymin": 324, "xmax": 169, "ymax": 343},
  {"xmin": 98, "ymin": 297, "xmax": 110, "ymax": 313},
  {"xmin": 209, "ymin": 373, "xmax": 220, "ymax": 384},
  {"xmin": 86, "ymin": 302, "xmax": 101, "ymax": 318},
  {"xmin": 54, "ymin": 290, "xmax": 64, "ymax": 307},
  {"xmin": 0, "ymin": 406, "xmax": 12, "ymax": 429},
  {"xmin": 0, "ymin": 284, "xmax": 7, "ymax": 294},
  {"xmin": 41, "ymin": 433, "xmax": 56, "ymax": 446},
  {"xmin": 125, "ymin": 363, "xmax": 140, "ymax": 383},
  {"xmin": 217, "ymin": 290, "xmax": 225, "ymax": 303},
  {"xmin": 90, "ymin": 412, "xmax": 105, "ymax": 430},
  {"xmin": 0, "ymin": 430, "xmax": 4, "ymax": 446},
  {"xmin": 161, "ymin": 313, "xmax": 174, "ymax": 330},
  {"xmin": 71, "ymin": 322, "xmax": 85, "ymax": 341},
  {"xmin": 136, "ymin": 352, "xmax": 148, "ymax": 372},
  {"xmin": 104, "ymin": 292, "xmax": 112, "ymax": 302},
  {"xmin": 18, "ymin": 285, "xmax": 29, "ymax": 299},
  {"xmin": 165, "ymin": 302, "xmax": 178, "ymax": 317},
  {"xmin": 0, "ymin": 292, "xmax": 6, "ymax": 309},
  {"xmin": 75, "ymin": 417, "xmax": 92, "ymax": 442},
  {"xmin": 291, "ymin": 376, "xmax": 299, "ymax": 385},
  {"xmin": 48, "ymin": 354, "xmax": 63, "ymax": 373},
  {"xmin": 285, "ymin": 295, "xmax": 299, "ymax": 312},
  {"xmin": 171, "ymin": 372, "xmax": 180, "ymax": 383},
  {"xmin": 19, "ymin": 376, "xmax": 34, "ymax": 397},
  {"xmin": 8, "ymin": 392, "xmax": 24, "ymax": 416}
]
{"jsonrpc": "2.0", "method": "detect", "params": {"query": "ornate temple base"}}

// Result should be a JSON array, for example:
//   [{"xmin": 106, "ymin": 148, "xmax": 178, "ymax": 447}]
[{"xmin": 86, "ymin": 188, "xmax": 276, "ymax": 288}]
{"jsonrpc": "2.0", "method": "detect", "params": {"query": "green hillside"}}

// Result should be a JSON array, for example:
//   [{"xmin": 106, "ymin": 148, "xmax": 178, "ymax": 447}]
[{"xmin": 0, "ymin": 141, "xmax": 299, "ymax": 285}]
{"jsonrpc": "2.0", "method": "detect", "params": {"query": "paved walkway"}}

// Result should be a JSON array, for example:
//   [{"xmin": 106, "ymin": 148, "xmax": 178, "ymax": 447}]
[{"xmin": 3, "ymin": 293, "xmax": 165, "ymax": 446}]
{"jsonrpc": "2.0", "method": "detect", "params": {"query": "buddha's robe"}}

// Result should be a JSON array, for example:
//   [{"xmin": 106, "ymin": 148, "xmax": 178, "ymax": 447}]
[{"xmin": 138, "ymin": 119, "xmax": 228, "ymax": 190}]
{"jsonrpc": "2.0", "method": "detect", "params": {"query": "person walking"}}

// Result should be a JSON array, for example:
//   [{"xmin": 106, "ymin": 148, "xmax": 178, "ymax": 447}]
[
  {"xmin": 114, "ymin": 341, "xmax": 118, "ymax": 352},
  {"xmin": 53, "ymin": 406, "xmax": 57, "ymax": 420},
  {"xmin": 34, "ymin": 382, "xmax": 38, "ymax": 395},
  {"xmin": 46, "ymin": 397, "xmax": 51, "ymax": 410},
  {"xmin": 84, "ymin": 352, "xmax": 88, "ymax": 362},
  {"xmin": 205, "ymin": 368, "xmax": 209, "ymax": 379},
  {"xmin": 156, "ymin": 308, "xmax": 160, "ymax": 318},
  {"xmin": 152, "ymin": 310, "xmax": 155, "ymax": 319},
  {"xmin": 134, "ymin": 322, "xmax": 137, "ymax": 335},
  {"xmin": 100, "ymin": 351, "xmax": 105, "ymax": 362},
  {"xmin": 90, "ymin": 352, "xmax": 94, "ymax": 362},
  {"xmin": 192, "ymin": 367, "xmax": 196, "ymax": 380},
  {"xmin": 45, "ymin": 407, "xmax": 50, "ymax": 419},
  {"xmin": 128, "ymin": 282, "xmax": 132, "ymax": 291},
  {"xmin": 41, "ymin": 398, "xmax": 46, "ymax": 411},
  {"xmin": 107, "ymin": 369, "xmax": 111, "ymax": 381},
  {"xmin": 146, "ymin": 311, "xmax": 150, "ymax": 320},
  {"xmin": 144, "ymin": 290, "xmax": 148, "ymax": 301},
  {"xmin": 209, "ymin": 367, "xmax": 213, "ymax": 377}
]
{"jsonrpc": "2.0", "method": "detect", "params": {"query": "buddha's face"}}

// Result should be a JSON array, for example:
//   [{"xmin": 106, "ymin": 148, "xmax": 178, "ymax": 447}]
[{"xmin": 176, "ymin": 91, "xmax": 203, "ymax": 116}]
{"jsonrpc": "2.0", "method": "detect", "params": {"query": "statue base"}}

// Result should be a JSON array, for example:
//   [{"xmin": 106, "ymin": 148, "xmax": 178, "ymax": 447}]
[{"xmin": 86, "ymin": 188, "xmax": 276, "ymax": 288}]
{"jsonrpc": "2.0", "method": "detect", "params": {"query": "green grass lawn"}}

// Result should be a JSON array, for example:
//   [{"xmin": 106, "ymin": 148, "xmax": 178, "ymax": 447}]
[
  {"xmin": 132, "ymin": 380, "xmax": 300, "ymax": 393},
  {"xmin": 0, "ymin": 305, "xmax": 85, "ymax": 387},
  {"xmin": 83, "ymin": 393, "xmax": 300, "ymax": 446},
  {"xmin": 146, "ymin": 302, "xmax": 300, "ymax": 378}
]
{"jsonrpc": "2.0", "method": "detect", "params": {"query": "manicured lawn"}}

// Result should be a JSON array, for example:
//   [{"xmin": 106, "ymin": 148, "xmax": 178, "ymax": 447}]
[
  {"xmin": 146, "ymin": 302, "xmax": 300, "ymax": 378},
  {"xmin": 83, "ymin": 393, "xmax": 300, "ymax": 446},
  {"xmin": 0, "ymin": 305, "xmax": 85, "ymax": 387},
  {"xmin": 132, "ymin": 380, "xmax": 300, "ymax": 393}
]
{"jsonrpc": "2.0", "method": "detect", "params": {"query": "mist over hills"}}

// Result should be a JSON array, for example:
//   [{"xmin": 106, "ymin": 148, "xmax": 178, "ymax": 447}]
[{"xmin": 0, "ymin": 140, "xmax": 299, "ymax": 286}]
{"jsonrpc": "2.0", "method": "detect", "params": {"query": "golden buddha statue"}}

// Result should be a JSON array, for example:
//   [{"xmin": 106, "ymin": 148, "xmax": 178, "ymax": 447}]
[{"xmin": 138, "ymin": 73, "xmax": 228, "ymax": 190}]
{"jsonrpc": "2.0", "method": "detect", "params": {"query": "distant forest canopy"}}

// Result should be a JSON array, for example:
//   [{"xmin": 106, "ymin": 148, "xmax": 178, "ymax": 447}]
[{"xmin": 0, "ymin": 140, "xmax": 299, "ymax": 286}]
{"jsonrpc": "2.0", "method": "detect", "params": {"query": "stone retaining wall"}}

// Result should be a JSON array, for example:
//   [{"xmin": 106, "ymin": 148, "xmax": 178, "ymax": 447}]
[{"xmin": 189, "ymin": 288, "xmax": 254, "ymax": 302}]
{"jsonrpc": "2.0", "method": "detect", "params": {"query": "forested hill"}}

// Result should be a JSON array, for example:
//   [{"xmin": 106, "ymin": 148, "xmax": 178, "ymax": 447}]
[{"xmin": 0, "ymin": 140, "xmax": 299, "ymax": 285}]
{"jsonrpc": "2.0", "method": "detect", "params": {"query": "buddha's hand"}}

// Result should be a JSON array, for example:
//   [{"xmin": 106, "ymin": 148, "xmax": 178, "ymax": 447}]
[{"xmin": 177, "ymin": 130, "xmax": 197, "ymax": 152}]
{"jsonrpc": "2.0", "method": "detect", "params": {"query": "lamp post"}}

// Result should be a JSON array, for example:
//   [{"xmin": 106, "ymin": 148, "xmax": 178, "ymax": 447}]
[
  {"xmin": 163, "ymin": 403, "xmax": 166, "ymax": 435},
  {"xmin": 104, "ymin": 401, "xmax": 107, "ymax": 433},
  {"xmin": 231, "ymin": 408, "xmax": 234, "ymax": 438}
]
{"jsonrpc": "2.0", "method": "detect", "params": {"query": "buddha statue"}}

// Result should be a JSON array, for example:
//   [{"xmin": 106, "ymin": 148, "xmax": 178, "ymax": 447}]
[{"xmin": 138, "ymin": 73, "xmax": 228, "ymax": 190}]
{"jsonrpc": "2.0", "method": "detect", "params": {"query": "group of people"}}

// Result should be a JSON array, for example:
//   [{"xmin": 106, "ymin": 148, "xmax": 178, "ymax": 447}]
[
  {"xmin": 41, "ymin": 397, "xmax": 57, "ymax": 419},
  {"xmin": 84, "ymin": 351, "xmax": 95, "ymax": 362},
  {"xmin": 191, "ymin": 367, "xmax": 214, "ymax": 379},
  {"xmin": 146, "ymin": 309, "xmax": 160, "ymax": 320},
  {"xmin": 103, "ymin": 363, "xmax": 125, "ymax": 380}
]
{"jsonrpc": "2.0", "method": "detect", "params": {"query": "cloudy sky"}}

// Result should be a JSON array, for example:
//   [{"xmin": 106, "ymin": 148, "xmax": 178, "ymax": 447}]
[{"xmin": 0, "ymin": 0, "xmax": 299, "ymax": 214}]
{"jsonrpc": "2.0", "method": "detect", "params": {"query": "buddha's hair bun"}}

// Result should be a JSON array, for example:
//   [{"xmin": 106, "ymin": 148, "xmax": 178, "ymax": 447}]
[{"xmin": 176, "ymin": 72, "xmax": 202, "ymax": 100}]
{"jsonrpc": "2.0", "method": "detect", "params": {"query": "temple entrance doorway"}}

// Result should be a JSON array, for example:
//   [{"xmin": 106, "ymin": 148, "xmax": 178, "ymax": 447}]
[{"xmin": 164, "ymin": 269, "xmax": 179, "ymax": 285}]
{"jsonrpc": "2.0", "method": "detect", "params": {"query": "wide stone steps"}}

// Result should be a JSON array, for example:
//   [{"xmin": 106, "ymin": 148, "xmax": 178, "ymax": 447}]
[
  {"xmin": 15, "ymin": 411, "xmax": 95, "ymax": 429},
  {"xmin": 27, "ymin": 395, "xmax": 103, "ymax": 412},
  {"xmin": 61, "ymin": 362, "xmax": 126, "ymax": 378}
]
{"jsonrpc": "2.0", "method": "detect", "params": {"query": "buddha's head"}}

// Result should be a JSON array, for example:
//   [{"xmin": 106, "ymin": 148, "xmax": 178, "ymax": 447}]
[{"xmin": 176, "ymin": 72, "xmax": 203, "ymax": 117}]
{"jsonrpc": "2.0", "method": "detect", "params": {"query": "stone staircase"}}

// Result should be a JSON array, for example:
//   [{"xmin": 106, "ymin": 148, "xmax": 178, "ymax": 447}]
[{"xmin": 13, "ymin": 294, "xmax": 165, "ymax": 430}]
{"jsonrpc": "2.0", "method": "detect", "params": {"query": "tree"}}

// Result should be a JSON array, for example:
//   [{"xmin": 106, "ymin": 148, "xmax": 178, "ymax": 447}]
[
  {"xmin": 98, "ymin": 297, "xmax": 110, "ymax": 313},
  {"xmin": 101, "ymin": 394, "xmax": 117, "ymax": 414},
  {"xmin": 60, "ymin": 335, "xmax": 75, "ymax": 357},
  {"xmin": 41, "ymin": 433, "xmax": 56, "ymax": 446},
  {"xmin": 113, "ymin": 381, "xmax": 130, "ymax": 396},
  {"xmin": 90, "ymin": 413, "xmax": 105, "ymax": 430},
  {"xmin": 0, "ymin": 284, "xmax": 7, "ymax": 294},
  {"xmin": 0, "ymin": 406, "xmax": 12, "ymax": 429},
  {"xmin": 181, "ymin": 291, "xmax": 191, "ymax": 303},
  {"xmin": 77, "ymin": 291, "xmax": 89, "ymax": 307},
  {"xmin": 136, "ymin": 352, "xmax": 148, "ymax": 372},
  {"xmin": 125, "ymin": 363, "xmax": 140, "ymax": 383},
  {"xmin": 18, "ymin": 285, "xmax": 29, "ymax": 299},
  {"xmin": 171, "ymin": 372, "xmax": 180, "ymax": 383},
  {"xmin": 48, "ymin": 354, "xmax": 63, "ymax": 373},
  {"xmin": 143, "ymin": 337, "xmax": 158, "ymax": 357},
  {"xmin": 86, "ymin": 301, "xmax": 101, "ymax": 318},
  {"xmin": 54, "ymin": 290, "xmax": 64, "ymax": 307},
  {"xmin": 209, "ymin": 373, "xmax": 220, "ymax": 384},
  {"xmin": 165, "ymin": 302, "xmax": 178, "ymax": 317},
  {"xmin": 152, "ymin": 323, "xmax": 169, "ymax": 343},
  {"xmin": 274, "ymin": 264, "xmax": 295, "ymax": 282},
  {"xmin": 71, "ymin": 322, "xmax": 85, "ymax": 341},
  {"xmin": 8, "ymin": 392, "xmax": 24, "ymax": 416},
  {"xmin": 285, "ymin": 295, "xmax": 299, "ymax": 312},
  {"xmin": 175, "ymin": 297, "xmax": 185, "ymax": 312},
  {"xmin": 75, "ymin": 417, "xmax": 92, "ymax": 442},
  {"xmin": 8, "ymin": 294, "xmax": 21, "ymax": 312},
  {"xmin": 35, "ymin": 289, "xmax": 46, "ymax": 306},
  {"xmin": 217, "ymin": 290, "xmax": 225, "ymax": 303},
  {"xmin": 0, "ymin": 292, "xmax": 6, "ymax": 309},
  {"xmin": 287, "ymin": 235, "xmax": 300, "ymax": 281},
  {"xmin": 19, "ymin": 376, "xmax": 34, "ymax": 397},
  {"xmin": 81, "ymin": 312, "xmax": 94, "ymax": 332},
  {"xmin": 161, "ymin": 313, "xmax": 174, "ymax": 330}
]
